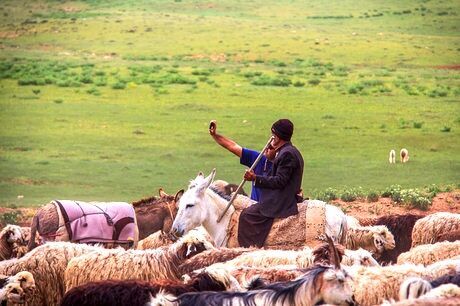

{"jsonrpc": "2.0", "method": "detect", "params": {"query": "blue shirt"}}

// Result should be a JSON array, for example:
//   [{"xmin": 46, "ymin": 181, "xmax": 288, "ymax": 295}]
[{"xmin": 240, "ymin": 148, "xmax": 273, "ymax": 201}]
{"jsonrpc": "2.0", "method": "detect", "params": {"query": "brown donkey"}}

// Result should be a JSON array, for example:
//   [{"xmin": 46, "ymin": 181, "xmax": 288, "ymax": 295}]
[{"xmin": 27, "ymin": 189, "xmax": 184, "ymax": 250}]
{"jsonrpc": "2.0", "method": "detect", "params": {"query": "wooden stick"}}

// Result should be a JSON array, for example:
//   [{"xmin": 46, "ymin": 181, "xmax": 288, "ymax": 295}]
[{"xmin": 216, "ymin": 136, "xmax": 274, "ymax": 223}]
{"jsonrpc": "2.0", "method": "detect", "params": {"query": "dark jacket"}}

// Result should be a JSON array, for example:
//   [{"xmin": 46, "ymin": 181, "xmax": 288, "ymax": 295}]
[{"xmin": 254, "ymin": 142, "xmax": 304, "ymax": 218}]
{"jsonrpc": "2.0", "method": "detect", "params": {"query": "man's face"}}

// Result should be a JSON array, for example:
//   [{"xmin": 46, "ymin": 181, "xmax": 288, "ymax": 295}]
[
  {"xmin": 271, "ymin": 133, "xmax": 282, "ymax": 148},
  {"xmin": 264, "ymin": 145, "xmax": 276, "ymax": 161}
]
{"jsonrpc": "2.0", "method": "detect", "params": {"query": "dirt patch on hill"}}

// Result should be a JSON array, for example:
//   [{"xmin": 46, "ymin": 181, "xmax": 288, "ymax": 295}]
[
  {"xmin": 0, "ymin": 191, "xmax": 459, "ymax": 228},
  {"xmin": 434, "ymin": 64, "xmax": 460, "ymax": 70}
]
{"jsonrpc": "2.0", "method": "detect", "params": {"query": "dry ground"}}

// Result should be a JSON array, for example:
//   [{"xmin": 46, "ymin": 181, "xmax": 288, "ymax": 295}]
[{"xmin": 0, "ymin": 191, "xmax": 459, "ymax": 228}]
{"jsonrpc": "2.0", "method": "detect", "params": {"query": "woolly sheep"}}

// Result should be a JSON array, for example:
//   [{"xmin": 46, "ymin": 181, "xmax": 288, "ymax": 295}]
[
  {"xmin": 65, "ymin": 231, "xmax": 214, "ymax": 290},
  {"xmin": 390, "ymin": 284, "xmax": 460, "ymax": 305},
  {"xmin": 0, "ymin": 271, "xmax": 35, "ymax": 305},
  {"xmin": 346, "ymin": 258, "xmax": 460, "ymax": 306},
  {"xmin": 397, "ymin": 241, "xmax": 460, "ymax": 265},
  {"xmin": 389, "ymin": 150, "xmax": 396, "ymax": 164},
  {"xmin": 346, "ymin": 216, "xmax": 361, "ymax": 228},
  {"xmin": 1, "ymin": 226, "xmax": 39, "ymax": 260},
  {"xmin": 400, "ymin": 148, "xmax": 409, "ymax": 163},
  {"xmin": 370, "ymin": 214, "xmax": 424, "ymax": 265},
  {"xmin": 343, "ymin": 248, "xmax": 380, "ymax": 266},
  {"xmin": 436, "ymin": 229, "xmax": 460, "ymax": 243},
  {"xmin": 0, "ymin": 242, "xmax": 107, "ymax": 306},
  {"xmin": 220, "ymin": 245, "xmax": 377, "ymax": 269},
  {"xmin": 345, "ymin": 225, "xmax": 395, "ymax": 258},
  {"xmin": 411, "ymin": 212, "xmax": 460, "ymax": 247},
  {"xmin": 399, "ymin": 272, "xmax": 460, "ymax": 300},
  {"xmin": 137, "ymin": 227, "xmax": 214, "ymax": 251},
  {"xmin": 421, "ymin": 283, "xmax": 460, "ymax": 298},
  {"xmin": 178, "ymin": 247, "xmax": 255, "ymax": 275}
]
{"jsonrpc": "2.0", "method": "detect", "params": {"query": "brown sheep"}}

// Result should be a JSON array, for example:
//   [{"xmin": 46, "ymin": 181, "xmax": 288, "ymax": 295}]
[{"xmin": 0, "ymin": 225, "xmax": 29, "ymax": 260}]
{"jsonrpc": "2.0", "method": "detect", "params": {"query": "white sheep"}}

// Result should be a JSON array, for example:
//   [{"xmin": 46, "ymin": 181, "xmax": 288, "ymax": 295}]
[
  {"xmin": 398, "ymin": 277, "xmax": 433, "ymax": 300},
  {"xmin": 345, "ymin": 225, "xmax": 395, "ymax": 258},
  {"xmin": 411, "ymin": 212, "xmax": 460, "ymax": 247},
  {"xmin": 346, "ymin": 258, "xmax": 460, "ymax": 306},
  {"xmin": 0, "ymin": 242, "xmax": 107, "ymax": 306},
  {"xmin": 343, "ymin": 248, "xmax": 380, "ymax": 266},
  {"xmin": 346, "ymin": 216, "xmax": 361, "ymax": 228},
  {"xmin": 399, "ymin": 271, "xmax": 460, "ymax": 301},
  {"xmin": 65, "ymin": 231, "xmax": 214, "ymax": 290},
  {"xmin": 389, "ymin": 150, "xmax": 396, "ymax": 164},
  {"xmin": 0, "ymin": 271, "xmax": 35, "ymax": 305},
  {"xmin": 400, "ymin": 148, "xmax": 409, "ymax": 163},
  {"xmin": 397, "ymin": 241, "xmax": 460, "ymax": 265},
  {"xmin": 389, "ymin": 284, "xmax": 460, "ymax": 305},
  {"xmin": 421, "ymin": 283, "xmax": 460, "ymax": 298},
  {"xmin": 218, "ymin": 246, "xmax": 378, "ymax": 269},
  {"xmin": 221, "ymin": 248, "xmax": 315, "ymax": 269},
  {"xmin": 137, "ymin": 227, "xmax": 214, "ymax": 250}
]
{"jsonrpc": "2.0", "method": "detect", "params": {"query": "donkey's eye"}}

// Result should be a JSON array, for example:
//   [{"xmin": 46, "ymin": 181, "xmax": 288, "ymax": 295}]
[{"xmin": 186, "ymin": 204, "xmax": 194, "ymax": 209}]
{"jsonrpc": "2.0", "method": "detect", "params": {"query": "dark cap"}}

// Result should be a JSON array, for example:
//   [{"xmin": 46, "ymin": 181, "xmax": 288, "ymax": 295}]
[{"xmin": 271, "ymin": 119, "xmax": 294, "ymax": 141}]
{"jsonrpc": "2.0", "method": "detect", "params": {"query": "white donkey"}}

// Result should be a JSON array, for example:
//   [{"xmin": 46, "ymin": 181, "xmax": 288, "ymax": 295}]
[{"xmin": 171, "ymin": 169, "xmax": 348, "ymax": 249}]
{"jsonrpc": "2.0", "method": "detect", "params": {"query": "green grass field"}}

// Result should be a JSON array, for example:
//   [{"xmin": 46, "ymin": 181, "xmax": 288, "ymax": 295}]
[{"xmin": 0, "ymin": 0, "xmax": 459, "ymax": 207}]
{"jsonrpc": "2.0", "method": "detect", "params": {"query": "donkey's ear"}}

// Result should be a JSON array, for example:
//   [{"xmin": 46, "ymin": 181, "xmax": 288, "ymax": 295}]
[
  {"xmin": 197, "ymin": 171, "xmax": 204, "ymax": 179},
  {"xmin": 174, "ymin": 189, "xmax": 184, "ymax": 203},
  {"xmin": 159, "ymin": 188, "xmax": 169, "ymax": 198},
  {"xmin": 196, "ymin": 169, "xmax": 216, "ymax": 193},
  {"xmin": 204, "ymin": 168, "xmax": 216, "ymax": 187}
]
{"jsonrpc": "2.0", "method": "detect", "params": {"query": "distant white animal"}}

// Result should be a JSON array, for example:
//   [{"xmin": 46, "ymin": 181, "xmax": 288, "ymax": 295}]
[
  {"xmin": 389, "ymin": 150, "xmax": 396, "ymax": 164},
  {"xmin": 400, "ymin": 148, "xmax": 409, "ymax": 163}
]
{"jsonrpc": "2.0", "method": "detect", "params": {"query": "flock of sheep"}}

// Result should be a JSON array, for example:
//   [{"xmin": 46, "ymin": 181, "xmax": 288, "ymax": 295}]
[{"xmin": 0, "ymin": 190, "xmax": 459, "ymax": 306}]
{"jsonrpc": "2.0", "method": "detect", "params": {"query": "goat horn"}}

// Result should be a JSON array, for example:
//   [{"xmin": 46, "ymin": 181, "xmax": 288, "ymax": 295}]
[{"xmin": 326, "ymin": 234, "xmax": 341, "ymax": 269}]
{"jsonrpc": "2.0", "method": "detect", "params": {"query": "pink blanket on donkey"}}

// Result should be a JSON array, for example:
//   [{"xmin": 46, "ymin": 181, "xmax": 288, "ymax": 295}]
[{"xmin": 53, "ymin": 200, "xmax": 137, "ymax": 245}]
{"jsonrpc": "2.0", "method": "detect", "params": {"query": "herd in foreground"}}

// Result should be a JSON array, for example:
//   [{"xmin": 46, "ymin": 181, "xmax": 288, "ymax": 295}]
[{"xmin": 0, "ymin": 170, "xmax": 459, "ymax": 306}]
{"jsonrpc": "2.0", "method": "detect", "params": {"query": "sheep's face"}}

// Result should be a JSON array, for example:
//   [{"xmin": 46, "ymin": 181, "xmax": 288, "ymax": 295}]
[
  {"xmin": 147, "ymin": 291, "xmax": 176, "ymax": 306},
  {"xmin": 5, "ymin": 283, "xmax": 25, "ymax": 304},
  {"xmin": 322, "ymin": 269, "xmax": 356, "ymax": 305},
  {"xmin": 359, "ymin": 253, "xmax": 379, "ymax": 266},
  {"xmin": 373, "ymin": 227, "xmax": 395, "ymax": 251},
  {"xmin": 14, "ymin": 271, "xmax": 35, "ymax": 292},
  {"xmin": 347, "ymin": 249, "xmax": 380, "ymax": 266},
  {"xmin": 5, "ymin": 226, "xmax": 23, "ymax": 244}
]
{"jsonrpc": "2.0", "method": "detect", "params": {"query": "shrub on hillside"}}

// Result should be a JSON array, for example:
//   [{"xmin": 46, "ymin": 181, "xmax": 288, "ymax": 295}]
[
  {"xmin": 367, "ymin": 191, "xmax": 379, "ymax": 202},
  {"xmin": 399, "ymin": 189, "xmax": 432, "ymax": 210},
  {"xmin": 112, "ymin": 81, "xmax": 126, "ymax": 89},
  {"xmin": 0, "ymin": 211, "xmax": 20, "ymax": 226},
  {"xmin": 251, "ymin": 75, "xmax": 291, "ymax": 87},
  {"xmin": 340, "ymin": 187, "xmax": 364, "ymax": 202},
  {"xmin": 316, "ymin": 188, "xmax": 338, "ymax": 202},
  {"xmin": 293, "ymin": 81, "xmax": 305, "ymax": 87},
  {"xmin": 441, "ymin": 126, "xmax": 451, "ymax": 132},
  {"xmin": 382, "ymin": 184, "xmax": 402, "ymax": 202},
  {"xmin": 382, "ymin": 185, "xmax": 433, "ymax": 210}
]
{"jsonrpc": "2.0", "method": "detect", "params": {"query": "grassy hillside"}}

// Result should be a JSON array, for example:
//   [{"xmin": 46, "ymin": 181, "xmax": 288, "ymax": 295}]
[{"xmin": 0, "ymin": 0, "xmax": 459, "ymax": 206}]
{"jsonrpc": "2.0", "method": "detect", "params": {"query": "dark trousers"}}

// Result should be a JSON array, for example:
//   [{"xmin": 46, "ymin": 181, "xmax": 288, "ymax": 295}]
[{"xmin": 238, "ymin": 203, "xmax": 274, "ymax": 248}]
